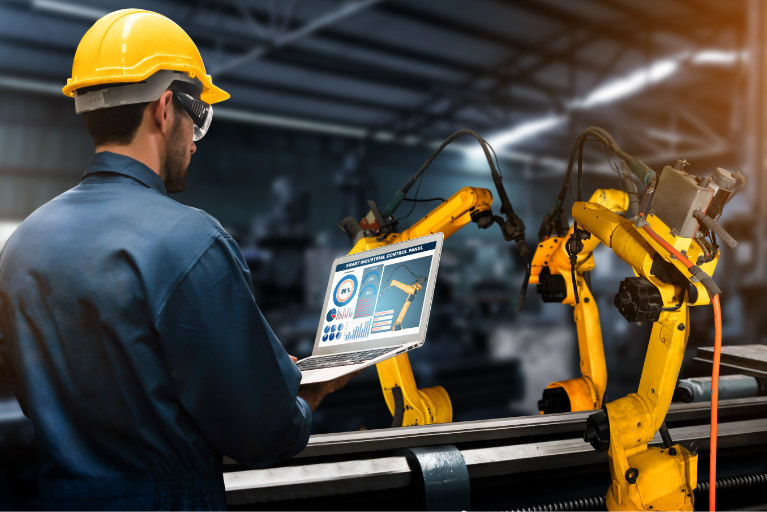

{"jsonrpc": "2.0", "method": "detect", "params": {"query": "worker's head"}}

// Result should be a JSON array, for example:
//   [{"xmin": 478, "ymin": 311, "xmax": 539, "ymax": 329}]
[{"xmin": 62, "ymin": 9, "xmax": 229, "ymax": 192}]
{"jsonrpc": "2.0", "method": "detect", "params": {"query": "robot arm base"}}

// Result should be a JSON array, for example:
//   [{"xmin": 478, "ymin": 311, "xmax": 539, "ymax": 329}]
[
  {"xmin": 606, "ymin": 445, "xmax": 697, "ymax": 511},
  {"xmin": 378, "ymin": 354, "xmax": 453, "ymax": 426},
  {"xmin": 539, "ymin": 377, "xmax": 600, "ymax": 414}
]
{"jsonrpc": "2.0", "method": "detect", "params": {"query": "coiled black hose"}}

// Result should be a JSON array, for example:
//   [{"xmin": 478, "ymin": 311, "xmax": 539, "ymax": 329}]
[
  {"xmin": 511, "ymin": 495, "xmax": 606, "ymax": 511},
  {"xmin": 696, "ymin": 472, "xmax": 767, "ymax": 492},
  {"xmin": 511, "ymin": 472, "xmax": 767, "ymax": 511}
]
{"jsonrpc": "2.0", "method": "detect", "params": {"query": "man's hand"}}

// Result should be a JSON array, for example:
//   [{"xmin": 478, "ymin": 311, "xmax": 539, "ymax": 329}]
[{"xmin": 298, "ymin": 371, "xmax": 360, "ymax": 411}]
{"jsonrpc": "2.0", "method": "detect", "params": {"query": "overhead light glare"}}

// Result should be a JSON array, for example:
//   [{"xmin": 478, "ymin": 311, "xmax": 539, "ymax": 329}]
[
  {"xmin": 570, "ymin": 57, "xmax": 682, "ymax": 109},
  {"xmin": 32, "ymin": 0, "xmax": 107, "ymax": 20},
  {"xmin": 692, "ymin": 50, "xmax": 744, "ymax": 65},
  {"xmin": 463, "ymin": 115, "xmax": 566, "ymax": 159},
  {"xmin": 486, "ymin": 115, "xmax": 566, "ymax": 149}
]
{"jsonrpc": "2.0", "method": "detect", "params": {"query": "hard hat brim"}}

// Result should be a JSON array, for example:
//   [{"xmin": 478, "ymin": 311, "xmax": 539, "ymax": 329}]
[{"xmin": 63, "ymin": 67, "xmax": 229, "ymax": 105}]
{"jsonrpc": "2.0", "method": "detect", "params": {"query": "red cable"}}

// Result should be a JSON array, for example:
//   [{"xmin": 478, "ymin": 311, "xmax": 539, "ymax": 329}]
[{"xmin": 641, "ymin": 222, "xmax": 720, "ymax": 511}]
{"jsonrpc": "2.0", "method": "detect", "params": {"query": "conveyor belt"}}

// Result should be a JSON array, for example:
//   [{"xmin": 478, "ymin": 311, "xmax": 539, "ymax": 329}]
[{"xmin": 224, "ymin": 397, "xmax": 767, "ymax": 509}]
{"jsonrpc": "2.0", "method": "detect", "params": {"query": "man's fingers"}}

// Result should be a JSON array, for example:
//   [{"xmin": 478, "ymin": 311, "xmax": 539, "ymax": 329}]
[{"xmin": 289, "ymin": 355, "xmax": 298, "ymax": 364}]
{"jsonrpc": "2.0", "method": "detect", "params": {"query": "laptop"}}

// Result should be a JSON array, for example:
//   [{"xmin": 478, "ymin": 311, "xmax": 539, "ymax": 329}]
[{"xmin": 298, "ymin": 233, "xmax": 444, "ymax": 384}]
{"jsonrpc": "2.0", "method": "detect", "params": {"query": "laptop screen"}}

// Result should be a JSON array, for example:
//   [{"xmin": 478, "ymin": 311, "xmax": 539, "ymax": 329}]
[{"xmin": 313, "ymin": 234, "xmax": 443, "ymax": 355}]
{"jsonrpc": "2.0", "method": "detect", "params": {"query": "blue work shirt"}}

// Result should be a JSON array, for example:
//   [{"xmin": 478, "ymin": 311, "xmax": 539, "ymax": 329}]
[{"xmin": 0, "ymin": 152, "xmax": 312, "ymax": 510}]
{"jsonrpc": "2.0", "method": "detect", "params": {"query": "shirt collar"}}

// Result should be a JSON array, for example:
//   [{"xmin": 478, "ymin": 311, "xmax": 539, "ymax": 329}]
[{"xmin": 81, "ymin": 151, "xmax": 168, "ymax": 195}]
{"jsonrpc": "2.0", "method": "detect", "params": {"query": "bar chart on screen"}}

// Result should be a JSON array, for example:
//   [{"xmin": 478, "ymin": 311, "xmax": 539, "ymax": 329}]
[
  {"xmin": 344, "ymin": 318, "xmax": 372, "ymax": 341},
  {"xmin": 371, "ymin": 310, "xmax": 394, "ymax": 332}
]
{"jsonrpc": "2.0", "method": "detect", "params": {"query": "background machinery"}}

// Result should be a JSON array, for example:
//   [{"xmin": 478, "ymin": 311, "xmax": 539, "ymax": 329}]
[
  {"xmin": 528, "ymin": 188, "xmax": 629, "ymax": 414},
  {"xmin": 339, "ymin": 129, "xmax": 529, "ymax": 428},
  {"xmin": 335, "ymin": 125, "xmax": 746, "ymax": 510}
]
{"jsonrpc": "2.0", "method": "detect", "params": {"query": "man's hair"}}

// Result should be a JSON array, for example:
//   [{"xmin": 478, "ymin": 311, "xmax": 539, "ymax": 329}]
[
  {"xmin": 81, "ymin": 101, "xmax": 149, "ymax": 146},
  {"xmin": 80, "ymin": 79, "xmax": 198, "ymax": 146}
]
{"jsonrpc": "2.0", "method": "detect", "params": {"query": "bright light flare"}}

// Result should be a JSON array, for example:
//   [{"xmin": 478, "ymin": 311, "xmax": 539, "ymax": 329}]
[
  {"xmin": 466, "ymin": 115, "xmax": 567, "ymax": 158},
  {"xmin": 489, "ymin": 115, "xmax": 567, "ymax": 148},
  {"xmin": 570, "ymin": 58, "xmax": 681, "ymax": 109},
  {"xmin": 457, "ymin": 48, "xmax": 744, "ymax": 157},
  {"xmin": 692, "ymin": 50, "xmax": 744, "ymax": 65}
]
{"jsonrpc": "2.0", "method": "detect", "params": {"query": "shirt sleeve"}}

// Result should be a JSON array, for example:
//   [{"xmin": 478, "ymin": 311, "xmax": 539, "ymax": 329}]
[
  {"xmin": 0, "ymin": 295, "xmax": 17, "ymax": 402},
  {"xmin": 155, "ymin": 233, "xmax": 311, "ymax": 467}
]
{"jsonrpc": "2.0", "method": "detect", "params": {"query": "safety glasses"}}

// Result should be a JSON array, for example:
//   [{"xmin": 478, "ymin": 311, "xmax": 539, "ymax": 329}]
[{"xmin": 173, "ymin": 91, "xmax": 213, "ymax": 141}]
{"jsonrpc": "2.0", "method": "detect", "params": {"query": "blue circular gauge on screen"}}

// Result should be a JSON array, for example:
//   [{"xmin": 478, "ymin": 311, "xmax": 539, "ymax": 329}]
[
  {"xmin": 338, "ymin": 323, "xmax": 343, "ymax": 331},
  {"xmin": 331, "ymin": 325, "xmax": 337, "ymax": 332},
  {"xmin": 326, "ymin": 308, "xmax": 337, "ymax": 322},
  {"xmin": 333, "ymin": 275, "xmax": 358, "ymax": 307},
  {"xmin": 324, "ymin": 326, "xmax": 330, "ymax": 334},
  {"xmin": 359, "ymin": 284, "xmax": 376, "ymax": 298},
  {"xmin": 364, "ymin": 270, "xmax": 381, "ymax": 285},
  {"xmin": 322, "ymin": 334, "xmax": 328, "ymax": 342},
  {"xmin": 328, "ymin": 332, "xmax": 336, "ymax": 341}
]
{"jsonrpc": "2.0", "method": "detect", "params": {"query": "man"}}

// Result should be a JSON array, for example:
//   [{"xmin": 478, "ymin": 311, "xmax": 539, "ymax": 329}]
[{"xmin": 0, "ymin": 9, "xmax": 353, "ymax": 510}]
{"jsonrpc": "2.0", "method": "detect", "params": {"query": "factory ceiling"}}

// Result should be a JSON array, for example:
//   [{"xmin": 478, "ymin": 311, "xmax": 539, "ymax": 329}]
[{"xmin": 0, "ymin": 0, "xmax": 751, "ymax": 171}]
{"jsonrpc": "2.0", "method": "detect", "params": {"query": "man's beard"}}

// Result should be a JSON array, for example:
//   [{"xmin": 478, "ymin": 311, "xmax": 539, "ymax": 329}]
[{"xmin": 162, "ymin": 118, "xmax": 190, "ymax": 193}]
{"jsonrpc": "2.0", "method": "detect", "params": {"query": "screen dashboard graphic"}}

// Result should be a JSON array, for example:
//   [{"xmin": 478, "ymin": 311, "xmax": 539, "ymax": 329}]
[{"xmin": 319, "ymin": 241, "xmax": 437, "ymax": 347}]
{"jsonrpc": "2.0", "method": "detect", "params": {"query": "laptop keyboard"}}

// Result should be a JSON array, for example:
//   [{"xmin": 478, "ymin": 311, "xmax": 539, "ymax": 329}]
[{"xmin": 297, "ymin": 347, "xmax": 396, "ymax": 371}]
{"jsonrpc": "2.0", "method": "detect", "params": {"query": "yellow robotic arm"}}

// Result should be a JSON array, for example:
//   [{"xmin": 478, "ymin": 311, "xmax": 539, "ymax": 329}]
[
  {"xmin": 389, "ymin": 279, "xmax": 421, "ymax": 296},
  {"xmin": 576, "ymin": 164, "xmax": 742, "ymax": 511},
  {"xmin": 577, "ymin": 201, "xmax": 702, "ymax": 511},
  {"xmin": 535, "ymin": 127, "xmax": 743, "ymax": 511},
  {"xmin": 339, "ymin": 129, "xmax": 528, "ymax": 428},
  {"xmin": 385, "ymin": 277, "xmax": 425, "ymax": 331},
  {"xmin": 347, "ymin": 186, "xmax": 494, "ymax": 426},
  {"xmin": 530, "ymin": 188, "xmax": 629, "ymax": 413}
]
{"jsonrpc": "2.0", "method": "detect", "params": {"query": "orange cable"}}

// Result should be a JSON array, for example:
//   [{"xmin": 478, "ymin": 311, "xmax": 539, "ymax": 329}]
[
  {"xmin": 641, "ymin": 222, "xmax": 695, "ymax": 268},
  {"xmin": 710, "ymin": 294, "xmax": 721, "ymax": 511},
  {"xmin": 641, "ymin": 222, "xmax": 720, "ymax": 511}
]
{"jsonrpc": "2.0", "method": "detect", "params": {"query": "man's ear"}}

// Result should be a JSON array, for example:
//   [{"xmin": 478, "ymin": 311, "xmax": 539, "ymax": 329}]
[{"xmin": 153, "ymin": 90, "xmax": 174, "ymax": 134}]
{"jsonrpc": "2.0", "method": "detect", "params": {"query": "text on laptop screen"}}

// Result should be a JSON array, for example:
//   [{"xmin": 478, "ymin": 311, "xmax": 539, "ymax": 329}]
[{"xmin": 320, "ymin": 241, "xmax": 438, "ymax": 347}]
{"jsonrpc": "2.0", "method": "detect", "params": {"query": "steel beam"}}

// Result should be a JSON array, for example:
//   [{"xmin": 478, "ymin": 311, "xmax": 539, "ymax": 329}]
[
  {"xmin": 212, "ymin": 0, "xmax": 385, "ymax": 76},
  {"xmin": 384, "ymin": 26, "xmax": 601, "ymax": 135},
  {"xmin": 375, "ymin": 2, "xmax": 602, "ymax": 74}
]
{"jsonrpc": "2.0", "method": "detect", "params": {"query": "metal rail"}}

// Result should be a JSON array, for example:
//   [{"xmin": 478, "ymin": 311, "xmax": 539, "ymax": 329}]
[
  {"xmin": 695, "ymin": 344, "xmax": 767, "ymax": 379},
  {"xmin": 224, "ymin": 397, "xmax": 767, "ymax": 506},
  {"xmin": 293, "ymin": 396, "xmax": 767, "ymax": 457}
]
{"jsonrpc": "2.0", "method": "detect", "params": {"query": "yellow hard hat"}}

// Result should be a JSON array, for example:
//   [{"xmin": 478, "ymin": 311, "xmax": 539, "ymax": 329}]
[{"xmin": 62, "ymin": 8, "xmax": 229, "ymax": 105}]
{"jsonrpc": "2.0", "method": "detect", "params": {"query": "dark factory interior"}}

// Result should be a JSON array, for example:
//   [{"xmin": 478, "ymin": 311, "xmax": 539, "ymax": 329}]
[{"xmin": 0, "ymin": 1, "xmax": 766, "ymax": 510}]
